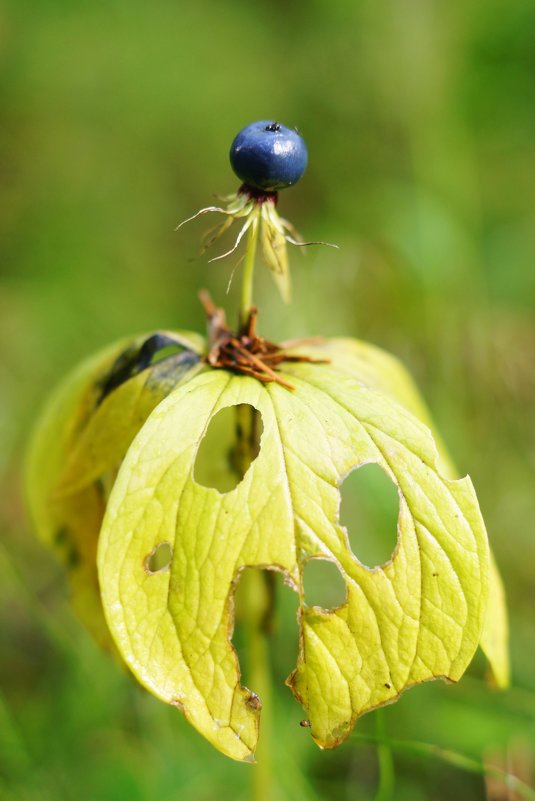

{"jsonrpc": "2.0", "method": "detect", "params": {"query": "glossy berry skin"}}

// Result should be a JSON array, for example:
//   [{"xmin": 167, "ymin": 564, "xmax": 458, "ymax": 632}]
[{"xmin": 229, "ymin": 120, "xmax": 308, "ymax": 192}]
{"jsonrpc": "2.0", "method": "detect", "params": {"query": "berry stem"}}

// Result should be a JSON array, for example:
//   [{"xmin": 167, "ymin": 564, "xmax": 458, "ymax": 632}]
[{"xmin": 240, "ymin": 209, "xmax": 260, "ymax": 329}]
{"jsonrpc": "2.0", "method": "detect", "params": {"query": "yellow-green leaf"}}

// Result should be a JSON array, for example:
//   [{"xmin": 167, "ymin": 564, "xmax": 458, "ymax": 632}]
[
  {"xmin": 25, "ymin": 331, "xmax": 203, "ymax": 647},
  {"xmin": 98, "ymin": 358, "xmax": 489, "ymax": 761},
  {"xmin": 303, "ymin": 337, "xmax": 509, "ymax": 688},
  {"xmin": 480, "ymin": 550, "xmax": 509, "ymax": 688}
]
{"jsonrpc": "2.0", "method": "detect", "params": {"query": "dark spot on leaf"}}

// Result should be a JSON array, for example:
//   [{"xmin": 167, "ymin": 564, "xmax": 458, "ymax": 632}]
[
  {"xmin": 331, "ymin": 721, "xmax": 351, "ymax": 740},
  {"xmin": 300, "ymin": 719, "xmax": 311, "ymax": 728},
  {"xmin": 340, "ymin": 462, "xmax": 399, "ymax": 569},
  {"xmin": 97, "ymin": 333, "xmax": 199, "ymax": 405},
  {"xmin": 194, "ymin": 404, "xmax": 263, "ymax": 493},
  {"xmin": 245, "ymin": 692, "xmax": 262, "ymax": 711},
  {"xmin": 145, "ymin": 542, "xmax": 173, "ymax": 574},
  {"xmin": 384, "ymin": 682, "xmax": 391, "ymax": 689},
  {"xmin": 302, "ymin": 558, "xmax": 347, "ymax": 609},
  {"xmin": 147, "ymin": 350, "xmax": 199, "ymax": 393}
]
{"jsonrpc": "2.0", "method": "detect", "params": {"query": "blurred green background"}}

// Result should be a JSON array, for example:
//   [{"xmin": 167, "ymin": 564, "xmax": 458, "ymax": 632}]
[{"xmin": 1, "ymin": 0, "xmax": 534, "ymax": 798}]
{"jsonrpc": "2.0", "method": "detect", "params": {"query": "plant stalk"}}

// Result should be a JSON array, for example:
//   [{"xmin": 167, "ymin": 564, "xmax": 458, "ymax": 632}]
[
  {"xmin": 233, "ymin": 201, "xmax": 274, "ymax": 801},
  {"xmin": 233, "ymin": 405, "xmax": 274, "ymax": 801},
  {"xmin": 239, "ymin": 211, "xmax": 260, "ymax": 329},
  {"xmin": 240, "ymin": 565, "xmax": 274, "ymax": 801},
  {"xmin": 372, "ymin": 708, "xmax": 395, "ymax": 801}
]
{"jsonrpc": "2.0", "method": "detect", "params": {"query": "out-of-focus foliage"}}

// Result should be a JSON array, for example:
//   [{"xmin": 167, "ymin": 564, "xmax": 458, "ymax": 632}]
[{"xmin": 1, "ymin": 0, "xmax": 534, "ymax": 798}]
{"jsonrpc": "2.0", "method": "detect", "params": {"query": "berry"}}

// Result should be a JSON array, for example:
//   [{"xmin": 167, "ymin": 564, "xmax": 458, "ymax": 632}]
[{"xmin": 229, "ymin": 120, "xmax": 308, "ymax": 192}]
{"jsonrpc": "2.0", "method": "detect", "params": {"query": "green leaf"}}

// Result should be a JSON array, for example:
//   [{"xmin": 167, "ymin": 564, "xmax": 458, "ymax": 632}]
[
  {"xmin": 98, "ymin": 355, "xmax": 489, "ymax": 761},
  {"xmin": 25, "ymin": 331, "xmax": 203, "ymax": 647},
  {"xmin": 307, "ymin": 337, "xmax": 509, "ymax": 688}
]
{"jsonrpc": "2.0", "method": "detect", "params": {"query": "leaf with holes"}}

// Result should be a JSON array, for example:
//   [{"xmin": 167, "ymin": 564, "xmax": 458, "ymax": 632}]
[
  {"xmin": 98, "ymin": 351, "xmax": 490, "ymax": 761},
  {"xmin": 305, "ymin": 337, "xmax": 509, "ymax": 688},
  {"xmin": 25, "ymin": 330, "xmax": 203, "ymax": 647}
]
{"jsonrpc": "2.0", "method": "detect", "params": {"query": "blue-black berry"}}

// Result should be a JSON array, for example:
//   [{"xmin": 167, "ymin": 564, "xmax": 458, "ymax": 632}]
[{"xmin": 229, "ymin": 120, "xmax": 308, "ymax": 192}]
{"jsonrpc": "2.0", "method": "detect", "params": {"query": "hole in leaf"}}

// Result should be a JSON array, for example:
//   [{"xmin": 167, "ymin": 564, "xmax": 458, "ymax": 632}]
[
  {"xmin": 302, "ymin": 558, "xmax": 347, "ymax": 609},
  {"xmin": 232, "ymin": 568, "xmax": 299, "ymax": 709},
  {"xmin": 340, "ymin": 462, "xmax": 399, "ymax": 568},
  {"xmin": 145, "ymin": 542, "xmax": 173, "ymax": 574},
  {"xmin": 194, "ymin": 404, "xmax": 263, "ymax": 493}
]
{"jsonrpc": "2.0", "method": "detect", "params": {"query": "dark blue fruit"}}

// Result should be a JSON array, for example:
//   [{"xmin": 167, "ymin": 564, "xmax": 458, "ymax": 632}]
[{"xmin": 229, "ymin": 120, "xmax": 308, "ymax": 192}]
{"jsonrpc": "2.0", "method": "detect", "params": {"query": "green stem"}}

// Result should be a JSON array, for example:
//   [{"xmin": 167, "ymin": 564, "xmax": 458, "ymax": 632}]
[
  {"xmin": 240, "ymin": 210, "xmax": 260, "ymax": 329},
  {"xmin": 354, "ymin": 732, "xmax": 535, "ymax": 801},
  {"xmin": 235, "ymin": 208, "xmax": 273, "ymax": 800},
  {"xmin": 232, "ymin": 404, "xmax": 274, "ymax": 801},
  {"xmin": 372, "ymin": 710, "xmax": 395, "ymax": 801},
  {"xmin": 241, "ymin": 568, "xmax": 274, "ymax": 801}
]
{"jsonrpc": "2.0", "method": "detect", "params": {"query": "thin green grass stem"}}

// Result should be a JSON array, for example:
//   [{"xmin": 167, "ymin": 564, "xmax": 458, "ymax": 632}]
[
  {"xmin": 372, "ymin": 709, "xmax": 395, "ymax": 801},
  {"xmin": 354, "ymin": 732, "xmax": 535, "ymax": 801}
]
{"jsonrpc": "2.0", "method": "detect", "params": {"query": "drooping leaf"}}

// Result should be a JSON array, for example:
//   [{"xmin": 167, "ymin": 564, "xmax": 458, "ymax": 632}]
[
  {"xmin": 305, "ymin": 337, "xmax": 509, "ymax": 687},
  {"xmin": 98, "ymin": 356, "xmax": 489, "ymax": 761},
  {"xmin": 25, "ymin": 331, "xmax": 203, "ymax": 646}
]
